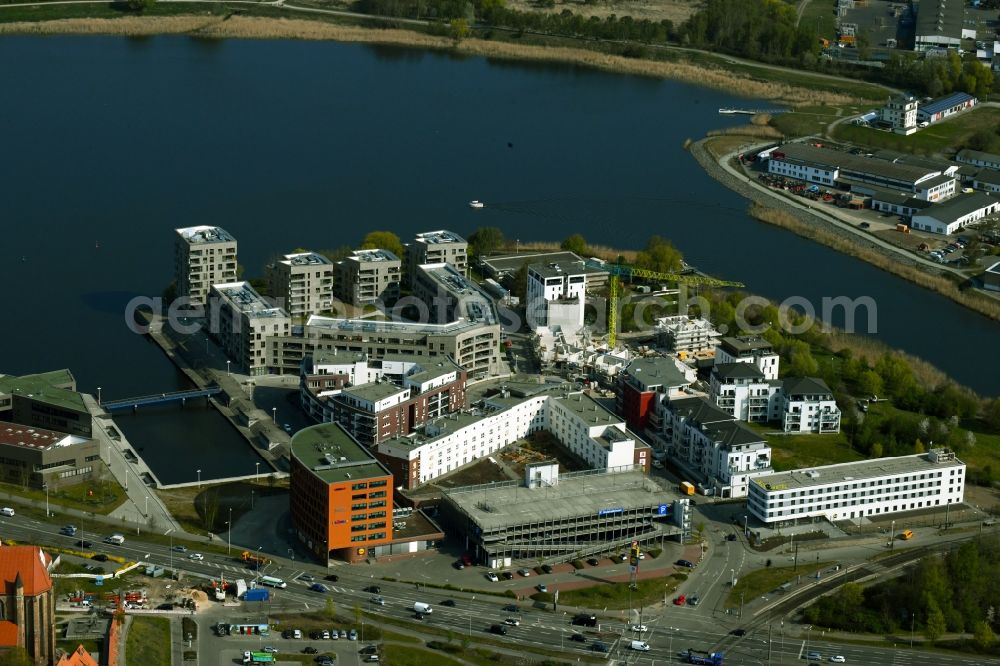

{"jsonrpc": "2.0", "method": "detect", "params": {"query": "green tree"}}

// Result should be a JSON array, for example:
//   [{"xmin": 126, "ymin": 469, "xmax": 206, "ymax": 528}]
[
  {"xmin": 125, "ymin": 0, "xmax": 156, "ymax": 11},
  {"xmin": 633, "ymin": 235, "xmax": 683, "ymax": 274},
  {"xmin": 360, "ymin": 231, "xmax": 405, "ymax": 259},
  {"xmin": 509, "ymin": 264, "xmax": 529, "ymax": 302},
  {"xmin": 468, "ymin": 227, "xmax": 505, "ymax": 257},
  {"xmin": 449, "ymin": 17, "xmax": 469, "ymax": 40},
  {"xmin": 560, "ymin": 234, "xmax": 589, "ymax": 256},
  {"xmin": 858, "ymin": 370, "xmax": 883, "ymax": 398},
  {"xmin": 325, "ymin": 597, "xmax": 336, "ymax": 620},
  {"xmin": 319, "ymin": 245, "xmax": 353, "ymax": 263},
  {"xmin": 986, "ymin": 398, "xmax": 1000, "ymax": 432},
  {"xmin": 924, "ymin": 598, "xmax": 946, "ymax": 642},
  {"xmin": 974, "ymin": 620, "xmax": 996, "ymax": 649}
]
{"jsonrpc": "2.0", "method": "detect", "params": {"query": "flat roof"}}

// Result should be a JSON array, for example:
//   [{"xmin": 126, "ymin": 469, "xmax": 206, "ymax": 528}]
[
  {"xmin": 348, "ymin": 249, "xmax": 400, "ymax": 263},
  {"xmin": 528, "ymin": 261, "xmax": 591, "ymax": 279},
  {"xmin": 957, "ymin": 148, "xmax": 1000, "ymax": 165},
  {"xmin": 975, "ymin": 169, "xmax": 1000, "ymax": 186},
  {"xmin": 713, "ymin": 362, "xmax": 765, "ymax": 380},
  {"xmin": 623, "ymin": 357, "xmax": 691, "ymax": 389},
  {"xmin": 482, "ymin": 251, "xmax": 609, "ymax": 278},
  {"xmin": 915, "ymin": 0, "xmax": 965, "ymax": 38},
  {"xmin": 0, "ymin": 375, "xmax": 87, "ymax": 413},
  {"xmin": 417, "ymin": 263, "xmax": 498, "ymax": 325},
  {"xmin": 342, "ymin": 381, "xmax": 408, "ymax": 402},
  {"xmin": 290, "ymin": 423, "xmax": 391, "ymax": 485},
  {"xmin": 719, "ymin": 336, "xmax": 774, "ymax": 355},
  {"xmin": 553, "ymin": 392, "xmax": 623, "ymax": 428},
  {"xmin": 283, "ymin": 251, "xmax": 332, "ymax": 267},
  {"xmin": 212, "ymin": 282, "xmax": 289, "ymax": 320},
  {"xmin": 176, "ymin": 226, "xmax": 236, "ymax": 244},
  {"xmin": 312, "ymin": 349, "xmax": 369, "ymax": 367},
  {"xmin": 752, "ymin": 451, "xmax": 965, "ymax": 492},
  {"xmin": 445, "ymin": 469, "xmax": 669, "ymax": 530},
  {"xmin": 414, "ymin": 230, "xmax": 466, "ymax": 245},
  {"xmin": 0, "ymin": 424, "xmax": 86, "ymax": 450},
  {"xmin": 305, "ymin": 314, "xmax": 491, "ymax": 337}
]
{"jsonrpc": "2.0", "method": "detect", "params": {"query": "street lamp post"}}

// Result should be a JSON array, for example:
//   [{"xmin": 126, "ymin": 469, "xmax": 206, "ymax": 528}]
[
  {"xmin": 890, "ymin": 519, "xmax": 896, "ymax": 550},
  {"xmin": 197, "ymin": 469, "xmax": 201, "ymax": 488},
  {"xmin": 255, "ymin": 462, "xmax": 260, "ymax": 483},
  {"xmin": 144, "ymin": 495, "xmax": 148, "ymax": 518},
  {"xmin": 227, "ymin": 360, "xmax": 231, "ymax": 376},
  {"xmin": 271, "ymin": 407, "xmax": 276, "ymax": 423},
  {"xmin": 227, "ymin": 507, "xmax": 233, "ymax": 556},
  {"xmin": 744, "ymin": 514, "xmax": 749, "ymax": 538},
  {"xmin": 910, "ymin": 612, "xmax": 915, "ymax": 648},
  {"xmin": 97, "ymin": 387, "xmax": 102, "ymax": 405},
  {"xmin": 730, "ymin": 568, "xmax": 736, "ymax": 589}
]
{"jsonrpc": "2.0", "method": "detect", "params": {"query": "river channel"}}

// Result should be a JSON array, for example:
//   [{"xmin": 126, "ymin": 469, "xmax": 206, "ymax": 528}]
[{"xmin": 0, "ymin": 35, "xmax": 995, "ymax": 409}]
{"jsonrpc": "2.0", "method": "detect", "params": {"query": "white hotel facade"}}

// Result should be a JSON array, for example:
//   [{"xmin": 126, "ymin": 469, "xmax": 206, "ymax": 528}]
[{"xmin": 748, "ymin": 448, "xmax": 965, "ymax": 525}]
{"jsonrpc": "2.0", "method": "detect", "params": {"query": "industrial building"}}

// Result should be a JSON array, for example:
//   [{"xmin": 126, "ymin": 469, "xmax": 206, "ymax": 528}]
[
  {"xmin": 765, "ymin": 143, "xmax": 955, "ymax": 201},
  {"xmin": 406, "ymin": 230, "xmax": 468, "ymax": 284},
  {"xmin": 289, "ymin": 423, "xmax": 394, "ymax": 563},
  {"xmin": 659, "ymin": 397, "xmax": 772, "ymax": 498},
  {"xmin": 209, "ymin": 282, "xmax": 291, "ymax": 376},
  {"xmin": 299, "ymin": 351, "xmax": 467, "ymax": 446},
  {"xmin": 973, "ymin": 169, "xmax": 1000, "ymax": 194},
  {"xmin": 337, "ymin": 249, "xmax": 401, "ymax": 307},
  {"xmin": 913, "ymin": 0, "xmax": 972, "ymax": 52},
  {"xmin": 440, "ymin": 464, "xmax": 690, "ymax": 567},
  {"xmin": 910, "ymin": 191, "xmax": 1000, "ymax": 235},
  {"xmin": 748, "ymin": 448, "xmax": 966, "ymax": 525},
  {"xmin": 174, "ymin": 226, "xmax": 238, "ymax": 306},
  {"xmin": 916, "ymin": 92, "xmax": 977, "ymax": 125},
  {"xmin": 0, "ymin": 423, "xmax": 99, "ymax": 489},
  {"xmin": 957, "ymin": 149, "xmax": 1000, "ymax": 171},
  {"xmin": 265, "ymin": 251, "xmax": 335, "ymax": 321}
]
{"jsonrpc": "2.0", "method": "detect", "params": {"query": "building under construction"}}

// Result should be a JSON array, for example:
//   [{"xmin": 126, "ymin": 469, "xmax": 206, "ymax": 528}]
[{"xmin": 440, "ymin": 463, "xmax": 690, "ymax": 568}]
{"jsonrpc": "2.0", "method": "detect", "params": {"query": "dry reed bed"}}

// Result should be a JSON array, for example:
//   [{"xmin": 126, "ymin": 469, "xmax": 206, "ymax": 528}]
[
  {"xmin": 0, "ymin": 15, "xmax": 859, "ymax": 105},
  {"xmin": 509, "ymin": 241, "xmax": 638, "ymax": 262},
  {"xmin": 707, "ymin": 125, "xmax": 784, "ymax": 139},
  {"xmin": 748, "ymin": 202, "xmax": 1000, "ymax": 322}
]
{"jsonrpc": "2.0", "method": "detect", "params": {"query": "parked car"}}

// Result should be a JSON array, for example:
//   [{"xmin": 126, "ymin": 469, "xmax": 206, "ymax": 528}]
[
  {"xmin": 541, "ymin": 564, "xmax": 553, "ymax": 574},
  {"xmin": 349, "ymin": 630, "xmax": 358, "ymax": 641},
  {"xmin": 536, "ymin": 584, "xmax": 548, "ymax": 593},
  {"xmin": 501, "ymin": 571, "xmax": 514, "ymax": 580},
  {"xmin": 485, "ymin": 572, "xmax": 499, "ymax": 582},
  {"xmin": 91, "ymin": 554, "xmax": 108, "ymax": 562},
  {"xmin": 490, "ymin": 625, "xmax": 507, "ymax": 636},
  {"xmin": 586, "ymin": 558, "xmax": 599, "ymax": 566},
  {"xmin": 310, "ymin": 583, "xmax": 328, "ymax": 593},
  {"xmin": 673, "ymin": 595, "xmax": 686, "ymax": 605},
  {"xmin": 652, "ymin": 460, "xmax": 664, "ymax": 469},
  {"xmin": 324, "ymin": 574, "xmax": 339, "ymax": 582},
  {"xmin": 517, "ymin": 568, "xmax": 531, "ymax": 576},
  {"xmin": 453, "ymin": 561, "xmax": 465, "ymax": 570},
  {"xmin": 316, "ymin": 658, "xmax": 335, "ymax": 666},
  {"xmin": 302, "ymin": 647, "xmax": 318, "ymax": 654},
  {"xmin": 359, "ymin": 645, "xmax": 378, "ymax": 655},
  {"xmin": 300, "ymin": 574, "xmax": 315, "ymax": 582},
  {"xmin": 676, "ymin": 559, "xmax": 694, "ymax": 568},
  {"xmin": 570, "ymin": 633, "xmax": 587, "ymax": 643},
  {"xmin": 309, "ymin": 631, "xmax": 323, "ymax": 640},
  {"xmin": 591, "ymin": 642, "xmax": 608, "ymax": 653},
  {"xmin": 441, "ymin": 599, "xmax": 456, "ymax": 607}
]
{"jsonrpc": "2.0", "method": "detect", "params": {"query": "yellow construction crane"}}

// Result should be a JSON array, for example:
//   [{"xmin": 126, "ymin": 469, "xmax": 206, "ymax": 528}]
[{"xmin": 600, "ymin": 261, "xmax": 744, "ymax": 347}]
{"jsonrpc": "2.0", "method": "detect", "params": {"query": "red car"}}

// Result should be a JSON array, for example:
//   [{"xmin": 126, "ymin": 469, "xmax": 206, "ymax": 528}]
[
  {"xmin": 461, "ymin": 554, "xmax": 473, "ymax": 566},
  {"xmin": 673, "ymin": 595, "xmax": 686, "ymax": 606}
]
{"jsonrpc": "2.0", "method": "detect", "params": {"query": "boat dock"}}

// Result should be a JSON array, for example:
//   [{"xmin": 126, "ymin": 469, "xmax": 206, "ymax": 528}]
[{"xmin": 719, "ymin": 107, "xmax": 787, "ymax": 115}]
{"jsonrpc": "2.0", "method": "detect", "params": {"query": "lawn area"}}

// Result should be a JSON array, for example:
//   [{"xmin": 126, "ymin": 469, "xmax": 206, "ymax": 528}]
[
  {"xmin": 726, "ymin": 562, "xmax": 828, "ymax": 607},
  {"xmin": 747, "ymin": 423, "xmax": 862, "ymax": 472},
  {"xmin": 769, "ymin": 103, "xmax": 868, "ymax": 138},
  {"xmin": 125, "ymin": 616, "xmax": 171, "ymax": 666},
  {"xmin": 800, "ymin": 0, "xmax": 837, "ymax": 42},
  {"xmin": 832, "ymin": 106, "xmax": 1000, "ymax": 156},
  {"xmin": 555, "ymin": 573, "xmax": 687, "ymax": 610},
  {"xmin": 0, "ymin": 476, "xmax": 127, "ymax": 516},
  {"xmin": 385, "ymin": 645, "xmax": 467, "ymax": 666},
  {"xmin": 156, "ymin": 479, "xmax": 287, "ymax": 536}
]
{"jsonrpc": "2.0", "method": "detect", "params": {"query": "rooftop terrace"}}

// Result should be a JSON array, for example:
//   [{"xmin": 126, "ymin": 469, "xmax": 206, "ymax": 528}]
[
  {"xmin": 213, "ymin": 282, "xmax": 289, "ymax": 320},
  {"xmin": 176, "ymin": 226, "xmax": 236, "ymax": 245}
]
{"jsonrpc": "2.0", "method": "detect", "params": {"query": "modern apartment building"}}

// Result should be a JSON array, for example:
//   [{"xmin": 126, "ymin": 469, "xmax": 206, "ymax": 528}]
[
  {"xmin": 300, "ymin": 353, "xmax": 467, "ymax": 446},
  {"xmin": 615, "ymin": 357, "xmax": 693, "ymax": 433},
  {"xmin": 412, "ymin": 263, "xmax": 499, "ymax": 326},
  {"xmin": 377, "ymin": 382, "xmax": 647, "ymax": 489},
  {"xmin": 209, "ymin": 282, "xmax": 291, "ymax": 376},
  {"xmin": 654, "ymin": 316, "xmax": 722, "ymax": 354},
  {"xmin": 406, "ymin": 230, "xmax": 468, "ymax": 283},
  {"xmin": 748, "ymin": 448, "xmax": 965, "ymax": 525},
  {"xmin": 174, "ymin": 226, "xmax": 238, "ymax": 305},
  {"xmin": 715, "ymin": 337, "xmax": 780, "ymax": 381},
  {"xmin": 879, "ymin": 94, "xmax": 918, "ymax": 135},
  {"xmin": 709, "ymin": 363, "xmax": 780, "ymax": 423},
  {"xmin": 338, "ymin": 249, "xmax": 401, "ymax": 307},
  {"xmin": 525, "ymin": 261, "xmax": 589, "ymax": 332},
  {"xmin": 289, "ymin": 423, "xmax": 393, "ymax": 563},
  {"xmin": 272, "ymin": 315, "xmax": 502, "ymax": 380},
  {"xmin": 779, "ymin": 377, "xmax": 841, "ymax": 434},
  {"xmin": 0, "ymin": 423, "xmax": 99, "ymax": 490},
  {"xmin": 265, "ymin": 251, "xmax": 335, "ymax": 321},
  {"xmin": 660, "ymin": 397, "xmax": 772, "ymax": 498}
]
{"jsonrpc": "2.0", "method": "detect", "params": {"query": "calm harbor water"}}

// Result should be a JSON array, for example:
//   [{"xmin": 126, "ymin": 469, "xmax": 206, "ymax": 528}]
[{"xmin": 0, "ymin": 37, "xmax": 995, "ymax": 420}]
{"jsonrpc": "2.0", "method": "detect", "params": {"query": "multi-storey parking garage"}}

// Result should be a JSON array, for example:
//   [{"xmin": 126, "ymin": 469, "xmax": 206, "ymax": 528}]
[{"xmin": 440, "ymin": 464, "xmax": 689, "ymax": 568}]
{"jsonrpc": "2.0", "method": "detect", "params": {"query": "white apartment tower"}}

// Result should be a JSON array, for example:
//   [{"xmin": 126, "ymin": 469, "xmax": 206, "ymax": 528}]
[
  {"xmin": 526, "ymin": 261, "xmax": 588, "ymax": 332},
  {"xmin": 175, "ymin": 226, "xmax": 238, "ymax": 305},
  {"xmin": 714, "ymin": 337, "xmax": 779, "ymax": 381},
  {"xmin": 265, "ymin": 251, "xmax": 335, "ymax": 321}
]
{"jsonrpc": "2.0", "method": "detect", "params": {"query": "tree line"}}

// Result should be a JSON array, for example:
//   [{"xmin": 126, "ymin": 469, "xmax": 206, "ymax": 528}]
[{"xmin": 804, "ymin": 538, "xmax": 1000, "ymax": 648}]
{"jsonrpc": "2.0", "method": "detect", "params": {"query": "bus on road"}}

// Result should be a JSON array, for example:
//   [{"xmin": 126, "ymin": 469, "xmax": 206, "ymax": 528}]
[{"xmin": 258, "ymin": 576, "xmax": 287, "ymax": 589}]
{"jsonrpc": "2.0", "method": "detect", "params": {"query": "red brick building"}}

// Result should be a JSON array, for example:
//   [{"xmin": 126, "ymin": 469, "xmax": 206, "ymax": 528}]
[{"xmin": 0, "ymin": 546, "xmax": 55, "ymax": 665}]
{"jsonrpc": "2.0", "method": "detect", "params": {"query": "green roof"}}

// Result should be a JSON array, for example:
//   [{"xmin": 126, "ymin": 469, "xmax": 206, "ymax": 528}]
[
  {"xmin": 290, "ymin": 423, "xmax": 390, "ymax": 485},
  {"xmin": 0, "ymin": 371, "xmax": 85, "ymax": 413}
]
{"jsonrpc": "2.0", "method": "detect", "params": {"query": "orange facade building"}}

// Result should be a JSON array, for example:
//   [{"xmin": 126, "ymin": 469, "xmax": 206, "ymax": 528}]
[{"xmin": 290, "ymin": 423, "xmax": 393, "ymax": 563}]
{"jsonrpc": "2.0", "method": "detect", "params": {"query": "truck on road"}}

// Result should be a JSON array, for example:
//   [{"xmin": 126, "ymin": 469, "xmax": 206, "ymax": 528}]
[
  {"xmin": 680, "ymin": 481, "xmax": 695, "ymax": 496},
  {"xmin": 413, "ymin": 602, "xmax": 432, "ymax": 614}
]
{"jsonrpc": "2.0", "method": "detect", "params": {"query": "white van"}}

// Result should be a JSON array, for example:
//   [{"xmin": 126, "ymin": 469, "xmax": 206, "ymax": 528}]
[
  {"xmin": 0, "ymin": 507, "xmax": 15, "ymax": 517},
  {"xmin": 629, "ymin": 640, "xmax": 650, "ymax": 651},
  {"xmin": 413, "ymin": 602, "xmax": 432, "ymax": 614},
  {"xmin": 105, "ymin": 534, "xmax": 125, "ymax": 545}
]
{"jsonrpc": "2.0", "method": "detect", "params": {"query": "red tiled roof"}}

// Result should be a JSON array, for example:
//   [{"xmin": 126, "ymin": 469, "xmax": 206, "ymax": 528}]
[
  {"xmin": 57, "ymin": 644, "xmax": 99, "ymax": 666},
  {"xmin": 0, "ymin": 423, "xmax": 70, "ymax": 450},
  {"xmin": 0, "ymin": 620, "xmax": 18, "ymax": 646},
  {"xmin": 0, "ymin": 546, "xmax": 52, "ymax": 597}
]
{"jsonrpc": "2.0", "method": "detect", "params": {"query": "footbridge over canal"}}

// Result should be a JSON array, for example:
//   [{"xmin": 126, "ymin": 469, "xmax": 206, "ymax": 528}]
[{"xmin": 101, "ymin": 387, "xmax": 223, "ymax": 412}]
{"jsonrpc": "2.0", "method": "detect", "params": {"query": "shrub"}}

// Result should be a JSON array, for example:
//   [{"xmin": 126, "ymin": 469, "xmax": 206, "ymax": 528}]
[
  {"xmin": 426, "ymin": 641, "xmax": 463, "ymax": 654},
  {"xmin": 672, "ymin": 573, "xmax": 689, "ymax": 582},
  {"xmin": 504, "ymin": 590, "xmax": 518, "ymax": 599},
  {"xmin": 648, "ymin": 548, "xmax": 663, "ymax": 559},
  {"xmin": 571, "ymin": 560, "xmax": 585, "ymax": 570},
  {"xmin": 530, "ymin": 592, "xmax": 554, "ymax": 602}
]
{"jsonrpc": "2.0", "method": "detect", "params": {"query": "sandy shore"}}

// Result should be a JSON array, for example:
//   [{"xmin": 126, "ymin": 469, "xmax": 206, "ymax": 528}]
[{"xmin": 0, "ymin": 15, "xmax": 859, "ymax": 105}]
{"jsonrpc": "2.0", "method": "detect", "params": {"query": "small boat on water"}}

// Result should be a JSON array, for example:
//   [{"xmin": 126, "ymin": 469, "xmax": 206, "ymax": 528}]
[
  {"xmin": 718, "ymin": 108, "xmax": 738, "ymax": 115},
  {"xmin": 469, "ymin": 200, "xmax": 485, "ymax": 209}
]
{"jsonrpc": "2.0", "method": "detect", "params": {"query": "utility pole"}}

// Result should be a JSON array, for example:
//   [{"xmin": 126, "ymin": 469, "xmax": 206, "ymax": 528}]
[
  {"xmin": 739, "ymin": 591, "xmax": 745, "ymax": 618},
  {"xmin": 793, "ymin": 542, "xmax": 798, "ymax": 572},
  {"xmin": 945, "ymin": 503, "xmax": 951, "ymax": 529},
  {"xmin": 767, "ymin": 624, "xmax": 772, "ymax": 665}
]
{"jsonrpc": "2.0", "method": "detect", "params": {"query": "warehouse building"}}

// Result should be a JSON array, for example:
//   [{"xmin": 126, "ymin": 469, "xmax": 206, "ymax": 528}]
[
  {"xmin": 916, "ymin": 92, "xmax": 977, "ymax": 125},
  {"xmin": 748, "ymin": 448, "xmax": 965, "ymax": 525},
  {"xmin": 914, "ymin": 0, "xmax": 973, "ymax": 52},
  {"xmin": 441, "ymin": 463, "xmax": 690, "ymax": 567},
  {"xmin": 910, "ymin": 191, "xmax": 1000, "ymax": 235},
  {"xmin": 957, "ymin": 149, "xmax": 1000, "ymax": 171}
]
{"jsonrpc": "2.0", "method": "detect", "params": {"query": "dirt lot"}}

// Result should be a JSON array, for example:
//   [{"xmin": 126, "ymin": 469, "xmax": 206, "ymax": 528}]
[
  {"xmin": 431, "ymin": 457, "xmax": 512, "ymax": 489},
  {"xmin": 498, "ymin": 431, "xmax": 589, "ymax": 476},
  {"xmin": 504, "ymin": 0, "xmax": 701, "ymax": 23}
]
